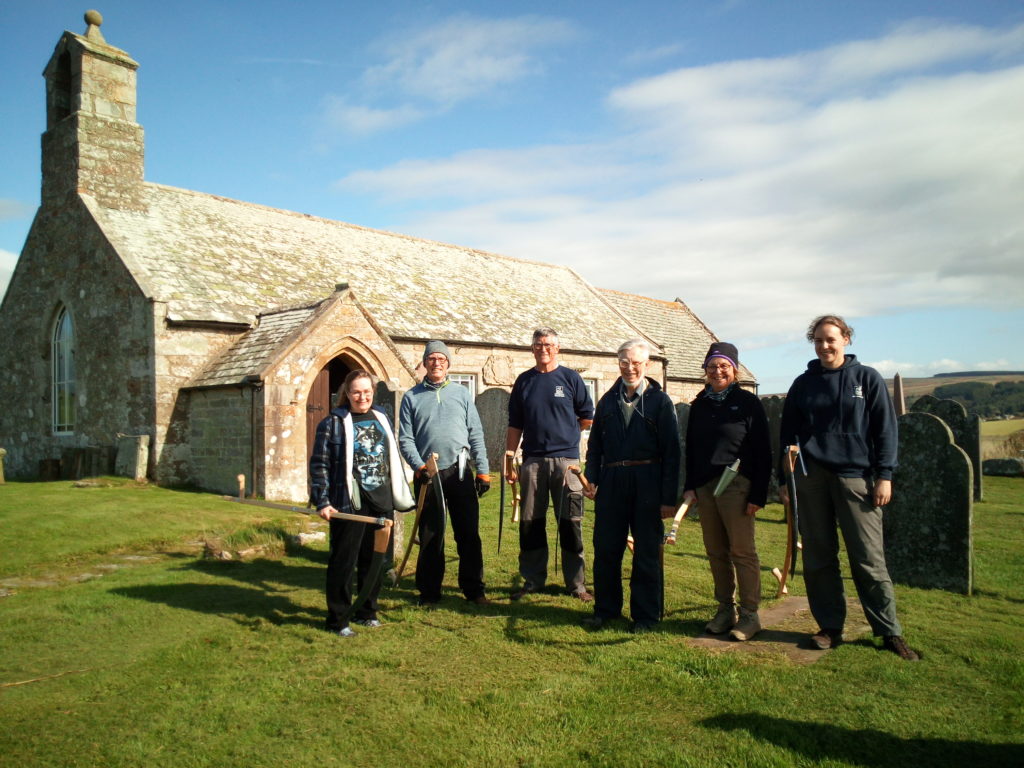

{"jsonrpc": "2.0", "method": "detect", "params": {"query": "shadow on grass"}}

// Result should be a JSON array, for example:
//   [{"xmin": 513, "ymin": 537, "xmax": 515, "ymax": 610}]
[
  {"xmin": 111, "ymin": 551, "xmax": 328, "ymax": 629},
  {"xmin": 700, "ymin": 712, "xmax": 1024, "ymax": 765}
]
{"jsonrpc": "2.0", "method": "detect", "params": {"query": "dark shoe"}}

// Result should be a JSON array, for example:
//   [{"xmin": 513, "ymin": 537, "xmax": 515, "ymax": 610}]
[
  {"xmin": 810, "ymin": 628, "xmax": 843, "ymax": 650},
  {"xmin": 729, "ymin": 608, "xmax": 762, "ymax": 642},
  {"xmin": 571, "ymin": 589, "xmax": 595, "ymax": 603},
  {"xmin": 582, "ymin": 614, "xmax": 614, "ymax": 629},
  {"xmin": 632, "ymin": 621, "xmax": 657, "ymax": 634},
  {"xmin": 705, "ymin": 605, "xmax": 738, "ymax": 634},
  {"xmin": 417, "ymin": 596, "xmax": 440, "ymax": 608},
  {"xmin": 468, "ymin": 596, "xmax": 493, "ymax": 606},
  {"xmin": 883, "ymin": 635, "xmax": 920, "ymax": 661},
  {"xmin": 510, "ymin": 586, "xmax": 537, "ymax": 601}
]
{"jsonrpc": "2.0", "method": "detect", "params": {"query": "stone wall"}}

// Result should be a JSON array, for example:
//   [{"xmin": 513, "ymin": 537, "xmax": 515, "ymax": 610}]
[
  {"xmin": 186, "ymin": 386, "xmax": 254, "ymax": 495},
  {"xmin": 0, "ymin": 200, "xmax": 155, "ymax": 480}
]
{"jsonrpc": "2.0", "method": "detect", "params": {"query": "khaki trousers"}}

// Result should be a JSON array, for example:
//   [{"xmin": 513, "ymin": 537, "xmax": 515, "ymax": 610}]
[{"xmin": 696, "ymin": 474, "xmax": 761, "ymax": 611}]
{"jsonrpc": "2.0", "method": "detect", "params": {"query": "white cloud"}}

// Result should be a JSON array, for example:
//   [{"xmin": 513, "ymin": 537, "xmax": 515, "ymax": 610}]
[
  {"xmin": 0, "ymin": 199, "xmax": 32, "ymax": 220},
  {"xmin": 321, "ymin": 14, "xmax": 576, "ymax": 135},
  {"xmin": 338, "ymin": 20, "xmax": 1024, "ymax": 344},
  {"xmin": 0, "ymin": 248, "xmax": 18, "ymax": 302},
  {"xmin": 321, "ymin": 97, "xmax": 424, "ymax": 136}
]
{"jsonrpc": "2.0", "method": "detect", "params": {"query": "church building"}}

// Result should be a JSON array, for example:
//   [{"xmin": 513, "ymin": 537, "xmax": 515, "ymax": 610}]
[{"xmin": 0, "ymin": 13, "xmax": 755, "ymax": 500}]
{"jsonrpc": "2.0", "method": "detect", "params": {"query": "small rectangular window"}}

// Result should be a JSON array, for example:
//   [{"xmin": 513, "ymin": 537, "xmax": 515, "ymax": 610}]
[{"xmin": 449, "ymin": 373, "xmax": 476, "ymax": 396}]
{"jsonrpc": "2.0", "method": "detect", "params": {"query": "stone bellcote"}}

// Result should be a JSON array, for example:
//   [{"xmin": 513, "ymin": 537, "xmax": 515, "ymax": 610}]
[{"xmin": 41, "ymin": 10, "xmax": 146, "ymax": 211}]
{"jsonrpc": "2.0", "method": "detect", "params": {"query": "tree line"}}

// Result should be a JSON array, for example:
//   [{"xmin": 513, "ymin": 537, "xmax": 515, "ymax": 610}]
[{"xmin": 915, "ymin": 380, "xmax": 1024, "ymax": 418}]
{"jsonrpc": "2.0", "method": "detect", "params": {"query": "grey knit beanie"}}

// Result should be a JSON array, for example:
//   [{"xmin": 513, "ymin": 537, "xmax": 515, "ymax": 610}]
[{"xmin": 422, "ymin": 340, "xmax": 452, "ymax": 363}]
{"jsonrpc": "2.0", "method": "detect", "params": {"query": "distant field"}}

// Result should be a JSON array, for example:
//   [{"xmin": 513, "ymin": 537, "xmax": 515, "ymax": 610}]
[
  {"xmin": 982, "ymin": 419, "xmax": 1024, "ymax": 438},
  {"xmin": 897, "ymin": 374, "xmax": 1024, "ymax": 399}
]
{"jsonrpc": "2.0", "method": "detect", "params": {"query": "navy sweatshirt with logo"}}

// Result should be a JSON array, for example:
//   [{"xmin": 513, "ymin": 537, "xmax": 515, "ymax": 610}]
[{"xmin": 779, "ymin": 355, "xmax": 897, "ymax": 481}]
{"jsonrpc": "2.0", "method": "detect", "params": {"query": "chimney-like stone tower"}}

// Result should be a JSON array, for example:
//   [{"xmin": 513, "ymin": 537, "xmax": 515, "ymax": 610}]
[{"xmin": 41, "ymin": 10, "xmax": 145, "ymax": 211}]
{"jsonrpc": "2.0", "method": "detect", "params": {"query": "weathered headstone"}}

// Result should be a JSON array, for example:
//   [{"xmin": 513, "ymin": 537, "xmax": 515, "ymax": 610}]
[
  {"xmin": 892, "ymin": 373, "xmax": 907, "ymax": 417},
  {"xmin": 115, "ymin": 434, "xmax": 149, "ymax": 482},
  {"xmin": 983, "ymin": 457, "xmax": 1024, "ymax": 477},
  {"xmin": 373, "ymin": 380, "xmax": 403, "ymax": 426},
  {"xmin": 910, "ymin": 395, "xmax": 983, "ymax": 501},
  {"xmin": 475, "ymin": 387, "xmax": 511, "ymax": 474},
  {"xmin": 885, "ymin": 412, "xmax": 972, "ymax": 595},
  {"xmin": 760, "ymin": 395, "xmax": 786, "ymax": 503},
  {"xmin": 675, "ymin": 401, "xmax": 690, "ymax": 502}
]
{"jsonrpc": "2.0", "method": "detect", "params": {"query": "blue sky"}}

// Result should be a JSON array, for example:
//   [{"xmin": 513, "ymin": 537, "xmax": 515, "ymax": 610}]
[{"xmin": 2, "ymin": 1, "xmax": 1022, "ymax": 393}]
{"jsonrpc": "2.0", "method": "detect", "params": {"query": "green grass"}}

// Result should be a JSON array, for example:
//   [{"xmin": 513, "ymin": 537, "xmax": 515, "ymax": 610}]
[
  {"xmin": 981, "ymin": 419, "xmax": 1024, "ymax": 438},
  {"xmin": 1, "ymin": 477, "xmax": 1023, "ymax": 767}
]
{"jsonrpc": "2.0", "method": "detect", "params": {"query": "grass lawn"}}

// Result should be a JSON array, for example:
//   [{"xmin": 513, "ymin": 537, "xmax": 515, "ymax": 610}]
[{"xmin": 2, "ymin": 477, "xmax": 1023, "ymax": 767}]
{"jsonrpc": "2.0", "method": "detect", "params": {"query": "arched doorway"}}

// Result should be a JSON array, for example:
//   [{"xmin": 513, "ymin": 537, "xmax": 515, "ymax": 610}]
[{"xmin": 305, "ymin": 355, "xmax": 354, "ymax": 461}]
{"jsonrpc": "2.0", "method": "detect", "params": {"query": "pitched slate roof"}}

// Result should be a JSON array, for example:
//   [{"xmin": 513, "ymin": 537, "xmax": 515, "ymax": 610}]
[
  {"xmin": 599, "ymin": 289, "xmax": 755, "ymax": 383},
  {"xmin": 85, "ymin": 185, "xmax": 647, "ymax": 354},
  {"xmin": 189, "ymin": 303, "xmax": 320, "ymax": 389}
]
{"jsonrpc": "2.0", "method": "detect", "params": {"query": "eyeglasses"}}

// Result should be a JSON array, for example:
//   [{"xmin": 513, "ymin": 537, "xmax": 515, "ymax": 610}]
[
  {"xmin": 618, "ymin": 359, "xmax": 645, "ymax": 368},
  {"xmin": 425, "ymin": 356, "xmax": 448, "ymax": 365},
  {"xmin": 706, "ymin": 363, "xmax": 732, "ymax": 372},
  {"xmin": 532, "ymin": 343, "xmax": 556, "ymax": 350}
]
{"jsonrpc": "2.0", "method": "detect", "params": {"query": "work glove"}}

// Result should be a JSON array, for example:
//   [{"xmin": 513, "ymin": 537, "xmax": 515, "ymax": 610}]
[{"xmin": 475, "ymin": 474, "xmax": 491, "ymax": 497}]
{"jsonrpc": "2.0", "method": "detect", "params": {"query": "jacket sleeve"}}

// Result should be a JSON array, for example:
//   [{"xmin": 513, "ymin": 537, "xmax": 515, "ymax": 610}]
[
  {"xmin": 657, "ymin": 393, "xmax": 681, "ymax": 507},
  {"xmin": 865, "ymin": 369, "xmax": 898, "ymax": 480},
  {"xmin": 309, "ymin": 415, "xmax": 334, "ymax": 510},
  {"xmin": 398, "ymin": 391, "xmax": 424, "ymax": 470},
  {"xmin": 466, "ymin": 395, "xmax": 490, "ymax": 475},
  {"xmin": 583, "ymin": 397, "xmax": 605, "ymax": 486},
  {"xmin": 746, "ymin": 394, "xmax": 772, "ymax": 508}
]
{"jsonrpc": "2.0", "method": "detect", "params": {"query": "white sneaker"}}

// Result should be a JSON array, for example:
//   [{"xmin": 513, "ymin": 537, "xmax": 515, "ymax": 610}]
[{"xmin": 337, "ymin": 626, "xmax": 357, "ymax": 638}]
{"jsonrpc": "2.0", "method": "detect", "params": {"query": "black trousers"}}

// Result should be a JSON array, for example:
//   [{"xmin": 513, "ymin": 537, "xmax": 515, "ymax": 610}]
[
  {"xmin": 414, "ymin": 465, "xmax": 485, "ymax": 601},
  {"xmin": 325, "ymin": 509, "xmax": 393, "ymax": 629},
  {"xmin": 592, "ymin": 465, "xmax": 664, "ymax": 624}
]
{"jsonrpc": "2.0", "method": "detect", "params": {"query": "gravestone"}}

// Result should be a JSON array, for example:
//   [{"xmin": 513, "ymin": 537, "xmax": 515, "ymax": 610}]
[
  {"xmin": 373, "ymin": 380, "xmax": 403, "ymax": 426},
  {"xmin": 892, "ymin": 373, "xmax": 907, "ymax": 416},
  {"xmin": 885, "ymin": 412, "xmax": 972, "ymax": 594},
  {"xmin": 760, "ymin": 395, "xmax": 785, "ymax": 503},
  {"xmin": 674, "ymin": 401, "xmax": 690, "ymax": 502},
  {"xmin": 983, "ymin": 457, "xmax": 1024, "ymax": 477},
  {"xmin": 115, "ymin": 434, "xmax": 149, "ymax": 482},
  {"xmin": 475, "ymin": 387, "xmax": 511, "ymax": 474},
  {"xmin": 911, "ymin": 395, "xmax": 983, "ymax": 501}
]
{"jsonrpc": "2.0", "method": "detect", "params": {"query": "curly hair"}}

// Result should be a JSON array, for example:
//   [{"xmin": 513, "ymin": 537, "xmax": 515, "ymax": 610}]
[{"xmin": 806, "ymin": 315, "xmax": 854, "ymax": 343}]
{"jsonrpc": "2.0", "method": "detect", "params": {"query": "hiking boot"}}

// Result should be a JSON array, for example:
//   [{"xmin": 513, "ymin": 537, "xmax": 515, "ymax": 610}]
[
  {"xmin": 705, "ymin": 605, "xmax": 738, "ymax": 634},
  {"xmin": 810, "ymin": 627, "xmax": 843, "ymax": 650},
  {"xmin": 729, "ymin": 608, "xmax": 762, "ymax": 642},
  {"xmin": 883, "ymin": 635, "xmax": 920, "ymax": 661}
]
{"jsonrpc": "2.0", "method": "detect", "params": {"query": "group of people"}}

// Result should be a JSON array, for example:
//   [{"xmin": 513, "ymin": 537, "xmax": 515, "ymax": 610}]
[{"xmin": 308, "ymin": 316, "xmax": 918, "ymax": 661}]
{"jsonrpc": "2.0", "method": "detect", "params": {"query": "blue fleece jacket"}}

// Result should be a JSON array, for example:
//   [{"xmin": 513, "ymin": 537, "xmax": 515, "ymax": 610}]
[{"xmin": 779, "ymin": 355, "xmax": 897, "ymax": 480}]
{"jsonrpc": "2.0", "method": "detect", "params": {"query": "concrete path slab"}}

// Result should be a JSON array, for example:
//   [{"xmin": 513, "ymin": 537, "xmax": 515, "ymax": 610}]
[{"xmin": 684, "ymin": 596, "xmax": 871, "ymax": 664}]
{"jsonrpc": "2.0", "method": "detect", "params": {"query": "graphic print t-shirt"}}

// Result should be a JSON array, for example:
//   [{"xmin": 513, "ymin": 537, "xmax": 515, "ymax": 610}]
[{"xmin": 351, "ymin": 411, "xmax": 394, "ymax": 514}]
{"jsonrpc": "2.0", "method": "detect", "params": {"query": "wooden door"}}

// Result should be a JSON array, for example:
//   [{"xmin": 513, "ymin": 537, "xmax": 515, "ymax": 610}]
[{"xmin": 306, "ymin": 366, "xmax": 331, "ymax": 461}]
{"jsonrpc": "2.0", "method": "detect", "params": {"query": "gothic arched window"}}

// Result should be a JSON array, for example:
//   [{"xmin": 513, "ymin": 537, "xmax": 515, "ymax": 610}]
[{"xmin": 52, "ymin": 306, "xmax": 75, "ymax": 433}]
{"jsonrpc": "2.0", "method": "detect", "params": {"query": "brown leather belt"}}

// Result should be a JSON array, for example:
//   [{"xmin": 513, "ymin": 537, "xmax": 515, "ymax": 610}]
[{"xmin": 605, "ymin": 459, "xmax": 659, "ymax": 468}]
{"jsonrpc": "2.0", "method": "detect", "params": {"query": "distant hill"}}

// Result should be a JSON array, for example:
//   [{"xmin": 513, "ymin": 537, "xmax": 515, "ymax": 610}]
[
  {"xmin": 891, "ymin": 373, "xmax": 1024, "ymax": 418},
  {"xmin": 892, "ymin": 373, "xmax": 1024, "ymax": 399}
]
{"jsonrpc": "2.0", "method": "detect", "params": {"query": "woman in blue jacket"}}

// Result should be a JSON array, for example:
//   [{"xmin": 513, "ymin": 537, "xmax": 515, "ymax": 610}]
[{"xmin": 780, "ymin": 315, "xmax": 918, "ymax": 660}]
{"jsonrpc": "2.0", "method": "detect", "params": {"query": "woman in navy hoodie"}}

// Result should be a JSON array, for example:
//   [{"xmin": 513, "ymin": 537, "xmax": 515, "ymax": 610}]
[{"xmin": 780, "ymin": 315, "xmax": 918, "ymax": 660}]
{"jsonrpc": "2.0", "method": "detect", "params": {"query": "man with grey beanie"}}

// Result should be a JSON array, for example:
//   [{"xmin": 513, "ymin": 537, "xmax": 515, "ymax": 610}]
[{"xmin": 399, "ymin": 341, "xmax": 492, "ymax": 606}]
